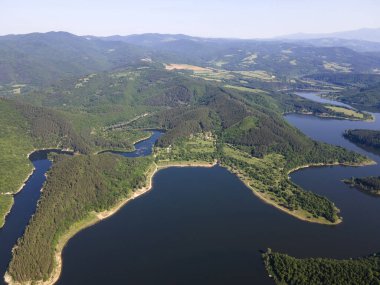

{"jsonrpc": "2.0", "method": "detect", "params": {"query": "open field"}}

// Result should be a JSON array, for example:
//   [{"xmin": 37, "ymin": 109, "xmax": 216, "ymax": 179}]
[
  {"xmin": 165, "ymin": 63, "xmax": 277, "ymax": 83},
  {"xmin": 165, "ymin": 64, "xmax": 211, "ymax": 72},
  {"xmin": 155, "ymin": 132, "xmax": 216, "ymax": 164},
  {"xmin": 323, "ymin": 61, "xmax": 352, "ymax": 73},
  {"xmin": 326, "ymin": 106, "xmax": 365, "ymax": 119}
]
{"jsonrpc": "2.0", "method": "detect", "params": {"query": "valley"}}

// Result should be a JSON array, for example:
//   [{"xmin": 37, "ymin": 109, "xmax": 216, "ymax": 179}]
[{"xmin": 1, "ymin": 31, "xmax": 380, "ymax": 285}]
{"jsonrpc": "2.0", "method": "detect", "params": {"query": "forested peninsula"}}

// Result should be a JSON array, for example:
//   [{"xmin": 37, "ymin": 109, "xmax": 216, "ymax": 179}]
[{"xmin": 0, "ymin": 36, "xmax": 377, "ymax": 284}]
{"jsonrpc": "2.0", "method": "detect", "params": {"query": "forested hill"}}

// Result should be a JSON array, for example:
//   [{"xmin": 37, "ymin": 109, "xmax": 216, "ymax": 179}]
[
  {"xmin": 0, "ymin": 98, "xmax": 90, "ymax": 196},
  {"xmin": 0, "ymin": 98, "xmax": 91, "ymax": 227},
  {"xmin": 0, "ymin": 32, "xmax": 146, "ymax": 85},
  {"xmin": 1, "ymin": 32, "xmax": 380, "ymax": 87}
]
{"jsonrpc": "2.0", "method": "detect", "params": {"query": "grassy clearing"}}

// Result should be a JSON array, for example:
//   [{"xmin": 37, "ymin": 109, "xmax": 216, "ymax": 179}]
[
  {"xmin": 165, "ymin": 64, "xmax": 210, "ymax": 72},
  {"xmin": 242, "ymin": 53, "xmax": 258, "ymax": 64},
  {"xmin": 165, "ymin": 63, "xmax": 277, "ymax": 83},
  {"xmin": 74, "ymin": 74, "xmax": 96, "ymax": 88},
  {"xmin": 192, "ymin": 69, "xmax": 235, "ymax": 82},
  {"xmin": 155, "ymin": 133, "xmax": 216, "ymax": 164},
  {"xmin": 222, "ymin": 145, "xmax": 340, "ymax": 224},
  {"xmin": 234, "ymin": 70, "xmax": 276, "ymax": 81},
  {"xmin": 326, "ymin": 106, "xmax": 365, "ymax": 119},
  {"xmin": 155, "ymin": 132, "xmax": 340, "ymax": 224},
  {"xmin": 323, "ymin": 61, "xmax": 352, "ymax": 73},
  {"xmin": 212, "ymin": 60, "xmax": 228, "ymax": 67}
]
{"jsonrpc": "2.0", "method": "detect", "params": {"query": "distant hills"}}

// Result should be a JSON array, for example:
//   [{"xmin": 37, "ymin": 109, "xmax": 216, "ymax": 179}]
[
  {"xmin": 1, "ymin": 31, "xmax": 380, "ymax": 86},
  {"xmin": 0, "ymin": 32, "xmax": 146, "ymax": 85},
  {"xmin": 278, "ymin": 28, "xmax": 380, "ymax": 43}
]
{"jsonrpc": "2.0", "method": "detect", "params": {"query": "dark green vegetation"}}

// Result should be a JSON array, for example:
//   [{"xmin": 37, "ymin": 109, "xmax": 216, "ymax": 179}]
[
  {"xmin": 344, "ymin": 129, "xmax": 380, "ymax": 150},
  {"xmin": 1, "ymin": 32, "xmax": 380, "ymax": 284},
  {"xmin": 0, "ymin": 195, "xmax": 13, "ymax": 228},
  {"xmin": 344, "ymin": 176, "xmax": 380, "ymax": 196},
  {"xmin": 0, "ymin": 98, "xmax": 91, "ymax": 227},
  {"xmin": 305, "ymin": 73, "xmax": 380, "ymax": 111},
  {"xmin": 1, "ymin": 32, "xmax": 380, "ymax": 89},
  {"xmin": 263, "ymin": 250, "xmax": 380, "ymax": 285},
  {"xmin": 0, "ymin": 98, "xmax": 89, "ymax": 195},
  {"xmin": 1, "ymin": 46, "xmax": 371, "ymax": 228},
  {"xmin": 0, "ymin": 32, "xmax": 146, "ymax": 86},
  {"xmin": 8, "ymin": 154, "xmax": 152, "ymax": 282}
]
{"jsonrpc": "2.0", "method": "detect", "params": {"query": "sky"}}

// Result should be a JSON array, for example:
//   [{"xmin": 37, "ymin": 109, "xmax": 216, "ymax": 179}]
[{"xmin": 1, "ymin": 0, "xmax": 379, "ymax": 38}]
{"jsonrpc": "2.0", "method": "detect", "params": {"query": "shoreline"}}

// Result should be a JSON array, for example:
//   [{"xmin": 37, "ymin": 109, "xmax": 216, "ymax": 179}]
[
  {"xmin": 224, "ymin": 165, "xmax": 342, "ymax": 226},
  {"xmin": 225, "ymin": 159, "xmax": 376, "ymax": 226},
  {"xmin": 286, "ymin": 111, "xmax": 375, "ymax": 123},
  {"xmin": 3, "ymin": 158, "xmax": 372, "ymax": 284},
  {"xmin": 0, "ymin": 150, "xmax": 36, "ymax": 229},
  {"xmin": 287, "ymin": 159, "xmax": 377, "ymax": 176},
  {"xmin": 94, "ymin": 130, "xmax": 156, "ymax": 155},
  {"xmin": 4, "ymin": 160, "xmax": 217, "ymax": 285}
]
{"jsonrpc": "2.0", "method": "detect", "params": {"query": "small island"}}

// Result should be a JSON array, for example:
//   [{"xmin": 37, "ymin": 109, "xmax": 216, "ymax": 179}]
[
  {"xmin": 262, "ymin": 249, "xmax": 380, "ymax": 285},
  {"xmin": 344, "ymin": 129, "xmax": 380, "ymax": 151},
  {"xmin": 344, "ymin": 176, "xmax": 380, "ymax": 196}
]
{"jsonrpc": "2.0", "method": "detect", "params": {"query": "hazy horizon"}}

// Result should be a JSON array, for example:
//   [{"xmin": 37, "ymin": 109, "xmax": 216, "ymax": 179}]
[{"xmin": 1, "ymin": 0, "xmax": 380, "ymax": 38}]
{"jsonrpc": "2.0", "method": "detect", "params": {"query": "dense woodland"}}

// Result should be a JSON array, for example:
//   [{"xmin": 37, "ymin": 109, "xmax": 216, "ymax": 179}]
[
  {"xmin": 10, "ymin": 100, "xmax": 90, "ymax": 153},
  {"xmin": 8, "ymin": 154, "xmax": 152, "ymax": 282},
  {"xmin": 1, "ymin": 32, "xmax": 380, "ymax": 284},
  {"xmin": 263, "ymin": 250, "xmax": 380, "ymax": 285},
  {"xmin": 0, "ymin": 98, "xmax": 93, "ymax": 227},
  {"xmin": 344, "ymin": 129, "xmax": 380, "ymax": 150},
  {"xmin": 345, "ymin": 176, "xmax": 380, "ymax": 195}
]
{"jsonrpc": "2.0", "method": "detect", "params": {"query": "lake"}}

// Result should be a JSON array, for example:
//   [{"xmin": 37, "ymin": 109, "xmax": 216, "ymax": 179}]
[
  {"xmin": 55, "ymin": 94, "xmax": 380, "ymax": 284},
  {"xmin": 2, "ymin": 95, "xmax": 380, "ymax": 285}
]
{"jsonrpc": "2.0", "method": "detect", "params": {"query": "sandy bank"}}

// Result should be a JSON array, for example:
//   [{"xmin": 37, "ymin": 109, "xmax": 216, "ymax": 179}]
[{"xmin": 5, "ymin": 161, "xmax": 216, "ymax": 285}]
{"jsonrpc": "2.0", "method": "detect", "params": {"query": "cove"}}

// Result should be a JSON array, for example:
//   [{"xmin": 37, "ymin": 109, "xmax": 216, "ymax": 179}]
[
  {"xmin": 99, "ymin": 130, "xmax": 163, "ymax": 158},
  {"xmin": 54, "ymin": 94, "xmax": 380, "ymax": 284},
  {"xmin": 0, "ymin": 131, "xmax": 163, "ymax": 285}
]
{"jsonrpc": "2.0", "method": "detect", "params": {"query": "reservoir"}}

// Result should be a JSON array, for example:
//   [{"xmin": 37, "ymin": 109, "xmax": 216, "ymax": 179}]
[
  {"xmin": 0, "ymin": 132, "xmax": 162, "ymax": 285},
  {"xmin": 2, "ymin": 95, "xmax": 380, "ymax": 284},
  {"xmin": 55, "ymin": 94, "xmax": 380, "ymax": 284}
]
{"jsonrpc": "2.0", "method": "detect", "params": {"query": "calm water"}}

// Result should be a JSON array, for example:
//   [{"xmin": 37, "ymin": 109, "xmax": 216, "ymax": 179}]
[
  {"xmin": 0, "ymin": 150, "xmax": 72, "ymax": 283},
  {"xmin": 3, "ymin": 95, "xmax": 380, "ymax": 285},
  {"xmin": 55, "ymin": 95, "xmax": 380, "ymax": 284},
  {"xmin": 0, "ymin": 132, "xmax": 162, "ymax": 285},
  {"xmin": 100, "ymin": 130, "xmax": 163, "ymax": 158},
  {"xmin": 295, "ymin": 91, "xmax": 353, "ymax": 108}
]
